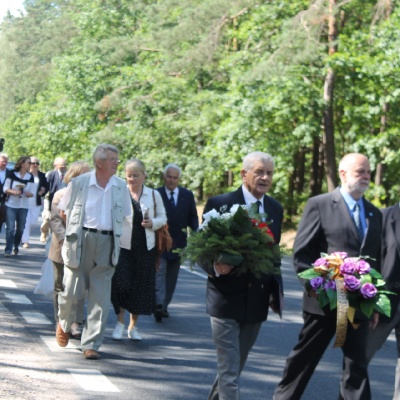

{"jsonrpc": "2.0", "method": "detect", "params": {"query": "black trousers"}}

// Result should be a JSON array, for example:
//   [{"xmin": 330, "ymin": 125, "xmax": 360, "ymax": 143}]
[{"xmin": 273, "ymin": 311, "xmax": 371, "ymax": 400}]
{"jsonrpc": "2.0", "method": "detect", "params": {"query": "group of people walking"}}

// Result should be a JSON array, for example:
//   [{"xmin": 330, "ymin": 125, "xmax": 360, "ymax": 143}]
[
  {"xmin": 199, "ymin": 151, "xmax": 400, "ymax": 400},
  {"xmin": 0, "ymin": 154, "xmax": 47, "ymax": 256},
  {"xmin": 3, "ymin": 145, "xmax": 400, "ymax": 399},
  {"xmin": 49, "ymin": 144, "xmax": 198, "ymax": 361}
]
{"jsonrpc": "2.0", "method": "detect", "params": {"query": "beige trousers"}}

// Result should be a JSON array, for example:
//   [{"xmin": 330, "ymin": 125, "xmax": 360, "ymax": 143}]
[{"xmin": 58, "ymin": 230, "xmax": 114, "ymax": 351}]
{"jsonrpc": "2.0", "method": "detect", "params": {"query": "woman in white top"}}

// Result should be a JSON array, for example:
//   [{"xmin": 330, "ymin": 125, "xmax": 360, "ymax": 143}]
[
  {"xmin": 111, "ymin": 159, "xmax": 167, "ymax": 341},
  {"xmin": 21, "ymin": 157, "xmax": 49, "ymax": 248},
  {"xmin": 3, "ymin": 156, "xmax": 35, "ymax": 256}
]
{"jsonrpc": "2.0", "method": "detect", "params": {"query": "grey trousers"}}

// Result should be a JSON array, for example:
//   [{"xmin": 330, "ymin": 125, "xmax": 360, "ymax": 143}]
[
  {"xmin": 208, "ymin": 316, "xmax": 262, "ymax": 400},
  {"xmin": 155, "ymin": 257, "xmax": 181, "ymax": 308},
  {"xmin": 366, "ymin": 302, "xmax": 400, "ymax": 400},
  {"xmin": 58, "ymin": 231, "xmax": 114, "ymax": 351}
]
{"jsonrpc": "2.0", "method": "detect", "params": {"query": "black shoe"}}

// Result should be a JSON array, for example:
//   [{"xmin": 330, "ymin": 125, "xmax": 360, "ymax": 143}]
[
  {"xmin": 162, "ymin": 309, "xmax": 169, "ymax": 318},
  {"xmin": 154, "ymin": 305, "xmax": 163, "ymax": 322},
  {"xmin": 13, "ymin": 248, "xmax": 18, "ymax": 255}
]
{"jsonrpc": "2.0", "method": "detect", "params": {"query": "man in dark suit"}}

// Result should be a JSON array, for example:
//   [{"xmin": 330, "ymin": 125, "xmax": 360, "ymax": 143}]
[
  {"xmin": 0, "ymin": 153, "xmax": 11, "ymax": 233},
  {"xmin": 199, "ymin": 151, "xmax": 283, "ymax": 400},
  {"xmin": 273, "ymin": 153, "xmax": 382, "ymax": 400},
  {"xmin": 366, "ymin": 203, "xmax": 400, "ymax": 399},
  {"xmin": 155, "ymin": 163, "xmax": 199, "ymax": 321},
  {"xmin": 40, "ymin": 157, "xmax": 67, "ymax": 242}
]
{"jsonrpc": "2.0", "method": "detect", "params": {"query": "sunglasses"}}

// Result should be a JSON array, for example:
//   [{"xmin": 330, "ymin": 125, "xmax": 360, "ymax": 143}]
[{"xmin": 31, "ymin": 162, "xmax": 40, "ymax": 165}]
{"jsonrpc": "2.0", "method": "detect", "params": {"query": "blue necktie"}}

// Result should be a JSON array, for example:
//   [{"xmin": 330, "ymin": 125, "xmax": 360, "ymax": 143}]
[
  {"xmin": 169, "ymin": 191, "xmax": 175, "ymax": 206},
  {"xmin": 353, "ymin": 203, "xmax": 364, "ymax": 241}
]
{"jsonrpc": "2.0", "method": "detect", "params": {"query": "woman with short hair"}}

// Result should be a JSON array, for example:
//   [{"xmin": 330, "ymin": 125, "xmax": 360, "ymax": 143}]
[{"xmin": 111, "ymin": 158, "xmax": 167, "ymax": 341}]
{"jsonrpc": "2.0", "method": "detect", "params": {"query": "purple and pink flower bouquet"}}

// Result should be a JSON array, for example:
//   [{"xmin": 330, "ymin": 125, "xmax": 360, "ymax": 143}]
[{"xmin": 298, "ymin": 252, "xmax": 392, "ymax": 318}]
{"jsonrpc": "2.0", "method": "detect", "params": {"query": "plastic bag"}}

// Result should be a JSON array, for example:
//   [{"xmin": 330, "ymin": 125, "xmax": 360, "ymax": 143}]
[{"xmin": 34, "ymin": 258, "xmax": 54, "ymax": 298}]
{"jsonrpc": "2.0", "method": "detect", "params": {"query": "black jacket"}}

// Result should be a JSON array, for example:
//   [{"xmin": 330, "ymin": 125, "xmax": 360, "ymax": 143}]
[
  {"xmin": 156, "ymin": 186, "xmax": 199, "ymax": 260},
  {"xmin": 199, "ymin": 186, "xmax": 284, "ymax": 323}
]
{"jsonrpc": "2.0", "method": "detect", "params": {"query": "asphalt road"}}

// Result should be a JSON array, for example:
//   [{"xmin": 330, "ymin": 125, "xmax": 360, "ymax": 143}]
[{"xmin": 0, "ymin": 222, "xmax": 397, "ymax": 399}]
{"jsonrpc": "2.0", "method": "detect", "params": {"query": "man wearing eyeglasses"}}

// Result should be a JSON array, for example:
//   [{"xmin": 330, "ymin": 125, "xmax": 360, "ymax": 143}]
[
  {"xmin": 40, "ymin": 157, "xmax": 67, "ymax": 242},
  {"xmin": 21, "ymin": 157, "xmax": 49, "ymax": 248},
  {"xmin": 55, "ymin": 144, "xmax": 132, "ymax": 360}
]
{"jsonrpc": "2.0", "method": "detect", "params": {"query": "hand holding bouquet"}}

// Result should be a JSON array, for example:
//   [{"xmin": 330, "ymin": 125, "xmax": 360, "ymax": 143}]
[
  {"xmin": 180, "ymin": 204, "xmax": 280, "ymax": 278},
  {"xmin": 298, "ymin": 252, "xmax": 393, "ymax": 347}
]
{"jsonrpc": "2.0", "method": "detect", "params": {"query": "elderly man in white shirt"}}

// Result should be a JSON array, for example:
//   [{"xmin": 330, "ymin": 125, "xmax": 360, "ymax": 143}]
[{"xmin": 55, "ymin": 144, "xmax": 132, "ymax": 360}]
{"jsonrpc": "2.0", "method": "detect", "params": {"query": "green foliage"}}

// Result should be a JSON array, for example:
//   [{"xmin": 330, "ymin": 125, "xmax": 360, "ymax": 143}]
[
  {"xmin": 0, "ymin": 0, "xmax": 399, "ymax": 215},
  {"xmin": 181, "ymin": 204, "xmax": 279, "ymax": 278}
]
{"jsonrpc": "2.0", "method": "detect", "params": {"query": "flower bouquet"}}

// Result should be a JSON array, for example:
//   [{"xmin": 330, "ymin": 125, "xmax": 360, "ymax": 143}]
[
  {"xmin": 180, "ymin": 203, "xmax": 280, "ymax": 278},
  {"xmin": 298, "ymin": 252, "xmax": 393, "ymax": 346}
]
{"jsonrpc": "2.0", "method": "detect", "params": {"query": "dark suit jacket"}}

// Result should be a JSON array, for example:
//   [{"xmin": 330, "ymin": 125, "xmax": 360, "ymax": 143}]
[
  {"xmin": 34, "ymin": 171, "xmax": 49, "ymax": 206},
  {"xmin": 0, "ymin": 168, "xmax": 12, "ymax": 204},
  {"xmin": 47, "ymin": 169, "xmax": 63, "ymax": 208},
  {"xmin": 156, "ymin": 186, "xmax": 199, "ymax": 260},
  {"xmin": 199, "ymin": 186, "xmax": 284, "ymax": 323},
  {"xmin": 380, "ymin": 204, "xmax": 400, "ymax": 319},
  {"xmin": 294, "ymin": 187, "xmax": 382, "ymax": 318}
]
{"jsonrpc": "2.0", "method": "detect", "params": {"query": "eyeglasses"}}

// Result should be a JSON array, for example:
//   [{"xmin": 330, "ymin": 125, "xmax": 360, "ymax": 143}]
[
  {"xmin": 106, "ymin": 158, "xmax": 121, "ymax": 163},
  {"xmin": 31, "ymin": 162, "xmax": 40, "ymax": 165}
]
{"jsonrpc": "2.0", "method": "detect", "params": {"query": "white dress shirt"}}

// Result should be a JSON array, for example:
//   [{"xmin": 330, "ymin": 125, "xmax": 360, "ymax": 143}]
[
  {"xmin": 165, "ymin": 186, "xmax": 179, "ymax": 206},
  {"xmin": 58, "ymin": 171, "xmax": 132, "ymax": 230},
  {"xmin": 241, "ymin": 184, "xmax": 265, "ymax": 214}
]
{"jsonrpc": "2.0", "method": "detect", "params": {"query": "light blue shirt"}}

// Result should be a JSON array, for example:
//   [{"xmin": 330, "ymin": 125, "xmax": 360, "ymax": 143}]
[{"xmin": 340, "ymin": 187, "xmax": 367, "ymax": 236}]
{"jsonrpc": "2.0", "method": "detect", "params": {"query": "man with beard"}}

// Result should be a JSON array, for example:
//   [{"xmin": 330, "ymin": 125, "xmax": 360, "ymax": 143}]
[{"xmin": 273, "ymin": 153, "xmax": 382, "ymax": 400}]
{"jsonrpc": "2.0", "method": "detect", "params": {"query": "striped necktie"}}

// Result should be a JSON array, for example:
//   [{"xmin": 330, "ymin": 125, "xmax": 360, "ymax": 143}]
[{"xmin": 353, "ymin": 203, "xmax": 364, "ymax": 240}]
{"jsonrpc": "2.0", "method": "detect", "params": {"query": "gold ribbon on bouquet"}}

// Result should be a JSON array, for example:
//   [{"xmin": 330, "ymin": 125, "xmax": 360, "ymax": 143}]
[
  {"xmin": 333, "ymin": 278, "xmax": 348, "ymax": 348},
  {"xmin": 333, "ymin": 278, "xmax": 358, "ymax": 347}
]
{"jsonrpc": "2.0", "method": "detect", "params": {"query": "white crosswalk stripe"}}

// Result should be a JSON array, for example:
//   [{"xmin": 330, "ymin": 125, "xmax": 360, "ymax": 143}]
[
  {"xmin": 67, "ymin": 369, "xmax": 119, "ymax": 392},
  {"xmin": 41, "ymin": 335, "xmax": 81, "ymax": 352},
  {"xmin": 20, "ymin": 311, "xmax": 52, "ymax": 324},
  {"xmin": 4, "ymin": 293, "xmax": 32, "ymax": 304},
  {"xmin": 0, "ymin": 279, "xmax": 17, "ymax": 288}
]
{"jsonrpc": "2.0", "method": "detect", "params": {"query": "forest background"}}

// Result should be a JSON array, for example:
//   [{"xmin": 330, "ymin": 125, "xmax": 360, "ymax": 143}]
[{"xmin": 0, "ymin": 0, "xmax": 399, "ymax": 229}]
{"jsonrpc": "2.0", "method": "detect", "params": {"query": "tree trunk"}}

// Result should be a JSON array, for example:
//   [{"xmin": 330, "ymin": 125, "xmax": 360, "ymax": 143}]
[
  {"xmin": 323, "ymin": 0, "xmax": 339, "ymax": 192},
  {"xmin": 310, "ymin": 136, "xmax": 323, "ymax": 196},
  {"xmin": 287, "ymin": 148, "xmax": 307, "ymax": 221}
]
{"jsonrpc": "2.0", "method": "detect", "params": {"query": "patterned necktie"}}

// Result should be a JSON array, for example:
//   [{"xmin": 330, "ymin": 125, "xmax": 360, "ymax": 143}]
[
  {"xmin": 169, "ymin": 191, "xmax": 175, "ymax": 206},
  {"xmin": 353, "ymin": 203, "xmax": 364, "ymax": 241}
]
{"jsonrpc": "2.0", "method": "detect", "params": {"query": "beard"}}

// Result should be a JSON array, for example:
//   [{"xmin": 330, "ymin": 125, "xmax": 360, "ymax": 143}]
[{"xmin": 347, "ymin": 180, "xmax": 369, "ymax": 195}]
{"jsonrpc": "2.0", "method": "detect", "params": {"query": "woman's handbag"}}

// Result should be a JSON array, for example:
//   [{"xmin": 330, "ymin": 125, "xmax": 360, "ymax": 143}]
[{"xmin": 152, "ymin": 190, "xmax": 173, "ymax": 260}]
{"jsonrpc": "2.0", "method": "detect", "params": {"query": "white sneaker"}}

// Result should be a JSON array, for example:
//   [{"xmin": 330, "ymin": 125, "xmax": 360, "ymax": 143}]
[
  {"xmin": 127, "ymin": 327, "xmax": 142, "ymax": 341},
  {"xmin": 112, "ymin": 322, "xmax": 125, "ymax": 340},
  {"xmin": 22, "ymin": 243, "xmax": 29, "ymax": 248}
]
